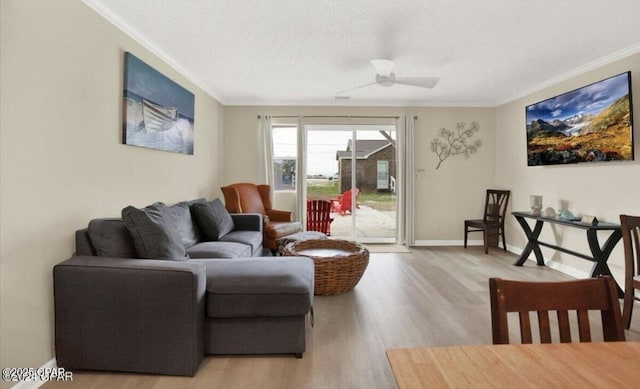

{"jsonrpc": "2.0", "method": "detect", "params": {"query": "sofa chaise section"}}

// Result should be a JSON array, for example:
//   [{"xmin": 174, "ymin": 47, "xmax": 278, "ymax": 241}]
[{"xmin": 197, "ymin": 257, "xmax": 314, "ymax": 356}]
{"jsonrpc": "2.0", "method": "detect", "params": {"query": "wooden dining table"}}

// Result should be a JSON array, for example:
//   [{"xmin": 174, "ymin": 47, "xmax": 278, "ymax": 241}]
[{"xmin": 386, "ymin": 341, "xmax": 640, "ymax": 388}]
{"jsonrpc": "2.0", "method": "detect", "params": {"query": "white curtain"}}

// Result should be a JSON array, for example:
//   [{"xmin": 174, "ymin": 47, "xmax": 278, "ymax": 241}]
[
  {"xmin": 398, "ymin": 115, "xmax": 416, "ymax": 246},
  {"xmin": 295, "ymin": 115, "xmax": 306, "ymax": 223},
  {"xmin": 259, "ymin": 115, "xmax": 274, "ymax": 186}
]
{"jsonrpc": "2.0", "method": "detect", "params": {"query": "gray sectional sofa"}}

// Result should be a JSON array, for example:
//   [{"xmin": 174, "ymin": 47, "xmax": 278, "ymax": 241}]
[{"xmin": 54, "ymin": 198, "xmax": 314, "ymax": 376}]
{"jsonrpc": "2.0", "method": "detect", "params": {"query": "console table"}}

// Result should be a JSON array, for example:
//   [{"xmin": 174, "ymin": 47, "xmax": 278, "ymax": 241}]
[{"xmin": 511, "ymin": 211, "xmax": 622, "ymax": 296}]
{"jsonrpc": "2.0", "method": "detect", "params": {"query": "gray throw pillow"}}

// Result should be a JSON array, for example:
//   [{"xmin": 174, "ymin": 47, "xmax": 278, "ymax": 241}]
[
  {"xmin": 164, "ymin": 201, "xmax": 200, "ymax": 248},
  {"xmin": 190, "ymin": 199, "xmax": 235, "ymax": 241},
  {"xmin": 88, "ymin": 218, "xmax": 137, "ymax": 258},
  {"xmin": 121, "ymin": 203, "xmax": 188, "ymax": 261}
]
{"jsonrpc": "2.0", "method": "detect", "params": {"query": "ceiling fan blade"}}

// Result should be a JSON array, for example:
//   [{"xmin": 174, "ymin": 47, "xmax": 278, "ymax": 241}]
[
  {"xmin": 394, "ymin": 77, "xmax": 440, "ymax": 89},
  {"xmin": 370, "ymin": 59, "xmax": 395, "ymax": 77},
  {"xmin": 335, "ymin": 82, "xmax": 377, "ymax": 96}
]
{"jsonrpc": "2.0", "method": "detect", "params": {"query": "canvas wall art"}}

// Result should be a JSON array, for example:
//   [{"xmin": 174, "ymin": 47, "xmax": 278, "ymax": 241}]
[
  {"xmin": 123, "ymin": 52, "xmax": 195, "ymax": 154},
  {"xmin": 526, "ymin": 72, "xmax": 633, "ymax": 166}
]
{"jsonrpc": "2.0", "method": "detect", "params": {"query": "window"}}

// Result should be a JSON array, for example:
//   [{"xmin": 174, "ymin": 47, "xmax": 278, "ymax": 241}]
[{"xmin": 272, "ymin": 126, "xmax": 297, "ymax": 190}]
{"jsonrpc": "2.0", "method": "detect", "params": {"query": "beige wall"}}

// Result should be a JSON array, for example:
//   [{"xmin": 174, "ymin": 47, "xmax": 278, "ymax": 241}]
[
  {"xmin": 222, "ymin": 105, "xmax": 496, "ymax": 241},
  {"xmin": 495, "ymin": 53, "xmax": 640, "ymax": 282},
  {"xmin": 0, "ymin": 1, "xmax": 223, "ymax": 382}
]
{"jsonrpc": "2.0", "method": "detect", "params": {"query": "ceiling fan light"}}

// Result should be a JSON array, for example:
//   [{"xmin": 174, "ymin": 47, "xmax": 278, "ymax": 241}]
[{"xmin": 371, "ymin": 59, "xmax": 395, "ymax": 78}]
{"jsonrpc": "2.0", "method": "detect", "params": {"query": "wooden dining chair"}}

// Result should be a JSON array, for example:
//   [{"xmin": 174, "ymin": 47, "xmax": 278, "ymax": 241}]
[
  {"xmin": 620, "ymin": 214, "xmax": 640, "ymax": 329},
  {"xmin": 489, "ymin": 277, "xmax": 625, "ymax": 344},
  {"xmin": 464, "ymin": 189, "xmax": 510, "ymax": 254}
]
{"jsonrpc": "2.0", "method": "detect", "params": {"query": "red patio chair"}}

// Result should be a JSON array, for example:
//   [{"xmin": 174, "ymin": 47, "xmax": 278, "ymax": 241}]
[
  {"xmin": 330, "ymin": 188, "xmax": 360, "ymax": 216},
  {"xmin": 306, "ymin": 200, "xmax": 333, "ymax": 235}
]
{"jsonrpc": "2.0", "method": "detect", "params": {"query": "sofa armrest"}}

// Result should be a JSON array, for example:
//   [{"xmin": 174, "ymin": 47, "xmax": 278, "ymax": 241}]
[
  {"xmin": 266, "ymin": 209, "xmax": 293, "ymax": 222},
  {"xmin": 54, "ymin": 256, "xmax": 206, "ymax": 376},
  {"xmin": 230, "ymin": 213, "xmax": 263, "ymax": 232}
]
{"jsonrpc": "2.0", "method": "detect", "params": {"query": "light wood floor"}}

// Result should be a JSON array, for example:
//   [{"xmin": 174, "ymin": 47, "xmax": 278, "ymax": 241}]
[{"xmin": 45, "ymin": 247, "xmax": 640, "ymax": 388}]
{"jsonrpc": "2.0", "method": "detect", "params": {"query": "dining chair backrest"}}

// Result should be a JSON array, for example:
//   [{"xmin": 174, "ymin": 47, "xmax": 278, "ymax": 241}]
[
  {"xmin": 620, "ymin": 214, "xmax": 640, "ymax": 328},
  {"xmin": 489, "ymin": 277, "xmax": 625, "ymax": 344},
  {"xmin": 621, "ymin": 215, "xmax": 640, "ymax": 281},
  {"xmin": 483, "ymin": 190, "xmax": 510, "ymax": 225}
]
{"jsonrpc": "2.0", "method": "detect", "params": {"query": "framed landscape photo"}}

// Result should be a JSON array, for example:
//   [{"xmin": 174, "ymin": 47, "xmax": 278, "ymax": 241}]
[
  {"xmin": 526, "ymin": 72, "xmax": 634, "ymax": 166},
  {"xmin": 122, "ymin": 52, "xmax": 195, "ymax": 155}
]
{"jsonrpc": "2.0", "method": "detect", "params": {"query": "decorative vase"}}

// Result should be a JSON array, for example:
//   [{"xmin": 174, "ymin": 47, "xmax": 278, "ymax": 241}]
[
  {"xmin": 530, "ymin": 195, "xmax": 543, "ymax": 216},
  {"xmin": 559, "ymin": 209, "xmax": 575, "ymax": 221},
  {"xmin": 543, "ymin": 207, "xmax": 556, "ymax": 218}
]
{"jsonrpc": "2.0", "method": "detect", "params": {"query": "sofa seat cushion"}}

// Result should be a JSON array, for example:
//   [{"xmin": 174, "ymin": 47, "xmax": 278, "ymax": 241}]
[
  {"xmin": 187, "ymin": 241, "xmax": 251, "ymax": 259},
  {"xmin": 264, "ymin": 221, "xmax": 302, "ymax": 240},
  {"xmin": 197, "ymin": 257, "xmax": 314, "ymax": 318},
  {"xmin": 219, "ymin": 230, "xmax": 263, "ymax": 255}
]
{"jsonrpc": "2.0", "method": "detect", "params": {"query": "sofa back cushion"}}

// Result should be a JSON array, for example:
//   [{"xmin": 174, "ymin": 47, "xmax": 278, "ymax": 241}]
[
  {"xmin": 122, "ymin": 203, "xmax": 188, "ymax": 261},
  {"xmin": 87, "ymin": 218, "xmax": 137, "ymax": 258},
  {"xmin": 164, "ymin": 201, "xmax": 200, "ymax": 248},
  {"xmin": 190, "ymin": 199, "xmax": 235, "ymax": 241}
]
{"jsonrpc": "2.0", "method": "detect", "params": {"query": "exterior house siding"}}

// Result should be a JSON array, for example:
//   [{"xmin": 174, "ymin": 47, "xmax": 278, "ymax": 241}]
[{"xmin": 339, "ymin": 145, "xmax": 396, "ymax": 192}]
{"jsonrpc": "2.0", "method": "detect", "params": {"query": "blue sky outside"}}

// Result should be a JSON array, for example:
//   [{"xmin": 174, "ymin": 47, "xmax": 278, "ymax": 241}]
[{"xmin": 273, "ymin": 125, "xmax": 396, "ymax": 177}]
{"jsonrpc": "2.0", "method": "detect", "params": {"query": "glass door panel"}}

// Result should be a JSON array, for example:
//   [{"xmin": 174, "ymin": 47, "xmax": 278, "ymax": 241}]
[{"xmin": 305, "ymin": 125, "xmax": 397, "ymax": 243}]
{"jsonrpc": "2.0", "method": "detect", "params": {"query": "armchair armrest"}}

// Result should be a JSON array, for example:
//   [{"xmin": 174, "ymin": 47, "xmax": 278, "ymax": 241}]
[
  {"xmin": 266, "ymin": 209, "xmax": 293, "ymax": 222},
  {"xmin": 230, "ymin": 213, "xmax": 263, "ymax": 232},
  {"xmin": 54, "ymin": 256, "xmax": 206, "ymax": 376}
]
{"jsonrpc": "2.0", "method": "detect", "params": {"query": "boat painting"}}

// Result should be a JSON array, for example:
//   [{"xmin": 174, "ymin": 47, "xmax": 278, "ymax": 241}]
[{"xmin": 123, "ymin": 52, "xmax": 195, "ymax": 155}]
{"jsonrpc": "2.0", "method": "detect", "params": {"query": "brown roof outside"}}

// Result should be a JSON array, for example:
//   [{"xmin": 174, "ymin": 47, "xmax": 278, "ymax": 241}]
[{"xmin": 336, "ymin": 139, "xmax": 392, "ymax": 160}]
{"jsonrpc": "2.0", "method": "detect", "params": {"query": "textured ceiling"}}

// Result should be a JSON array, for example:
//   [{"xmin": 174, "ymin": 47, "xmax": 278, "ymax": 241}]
[{"xmin": 86, "ymin": 0, "xmax": 640, "ymax": 106}]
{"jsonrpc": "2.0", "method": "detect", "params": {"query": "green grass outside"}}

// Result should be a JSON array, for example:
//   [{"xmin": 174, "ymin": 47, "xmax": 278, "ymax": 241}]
[{"xmin": 306, "ymin": 180, "xmax": 396, "ymax": 211}]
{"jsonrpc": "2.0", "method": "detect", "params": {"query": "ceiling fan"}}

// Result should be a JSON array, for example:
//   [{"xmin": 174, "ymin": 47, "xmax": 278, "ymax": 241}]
[{"xmin": 336, "ymin": 59, "xmax": 440, "ymax": 96}]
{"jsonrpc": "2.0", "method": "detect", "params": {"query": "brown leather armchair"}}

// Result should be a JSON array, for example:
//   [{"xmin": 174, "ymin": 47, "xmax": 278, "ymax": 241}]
[{"xmin": 221, "ymin": 183, "xmax": 302, "ymax": 251}]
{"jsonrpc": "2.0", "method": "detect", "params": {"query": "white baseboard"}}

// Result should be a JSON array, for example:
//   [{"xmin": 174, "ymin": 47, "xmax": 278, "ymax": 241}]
[
  {"xmin": 11, "ymin": 358, "xmax": 57, "ymax": 389},
  {"xmin": 413, "ymin": 239, "xmax": 485, "ymax": 246}
]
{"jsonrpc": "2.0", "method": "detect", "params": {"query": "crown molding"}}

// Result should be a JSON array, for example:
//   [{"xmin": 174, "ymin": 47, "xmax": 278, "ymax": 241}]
[
  {"xmin": 81, "ymin": 0, "xmax": 226, "ymax": 104},
  {"xmin": 497, "ymin": 42, "xmax": 640, "ymax": 106}
]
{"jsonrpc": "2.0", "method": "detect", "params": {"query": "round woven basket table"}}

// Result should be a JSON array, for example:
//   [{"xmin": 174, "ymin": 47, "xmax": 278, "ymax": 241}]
[{"xmin": 283, "ymin": 239, "xmax": 369, "ymax": 295}]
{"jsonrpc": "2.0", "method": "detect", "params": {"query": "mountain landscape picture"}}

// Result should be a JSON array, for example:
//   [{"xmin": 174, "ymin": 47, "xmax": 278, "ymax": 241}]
[{"xmin": 526, "ymin": 72, "xmax": 633, "ymax": 166}]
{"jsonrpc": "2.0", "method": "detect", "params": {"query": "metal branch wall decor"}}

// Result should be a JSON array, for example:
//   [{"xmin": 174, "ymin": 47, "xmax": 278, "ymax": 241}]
[{"xmin": 430, "ymin": 121, "xmax": 481, "ymax": 169}]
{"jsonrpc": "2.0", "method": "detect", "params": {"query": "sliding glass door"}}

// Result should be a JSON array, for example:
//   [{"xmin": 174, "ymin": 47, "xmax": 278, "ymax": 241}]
[{"xmin": 305, "ymin": 124, "xmax": 397, "ymax": 243}]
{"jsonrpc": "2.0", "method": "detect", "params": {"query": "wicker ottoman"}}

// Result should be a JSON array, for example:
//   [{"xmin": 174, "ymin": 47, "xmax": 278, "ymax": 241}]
[{"xmin": 283, "ymin": 239, "xmax": 369, "ymax": 295}]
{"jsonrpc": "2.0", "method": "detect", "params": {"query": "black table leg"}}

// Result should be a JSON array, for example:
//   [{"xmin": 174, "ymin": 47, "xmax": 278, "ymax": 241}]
[
  {"xmin": 514, "ymin": 216, "xmax": 545, "ymax": 266},
  {"xmin": 586, "ymin": 229, "xmax": 623, "ymax": 297}
]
